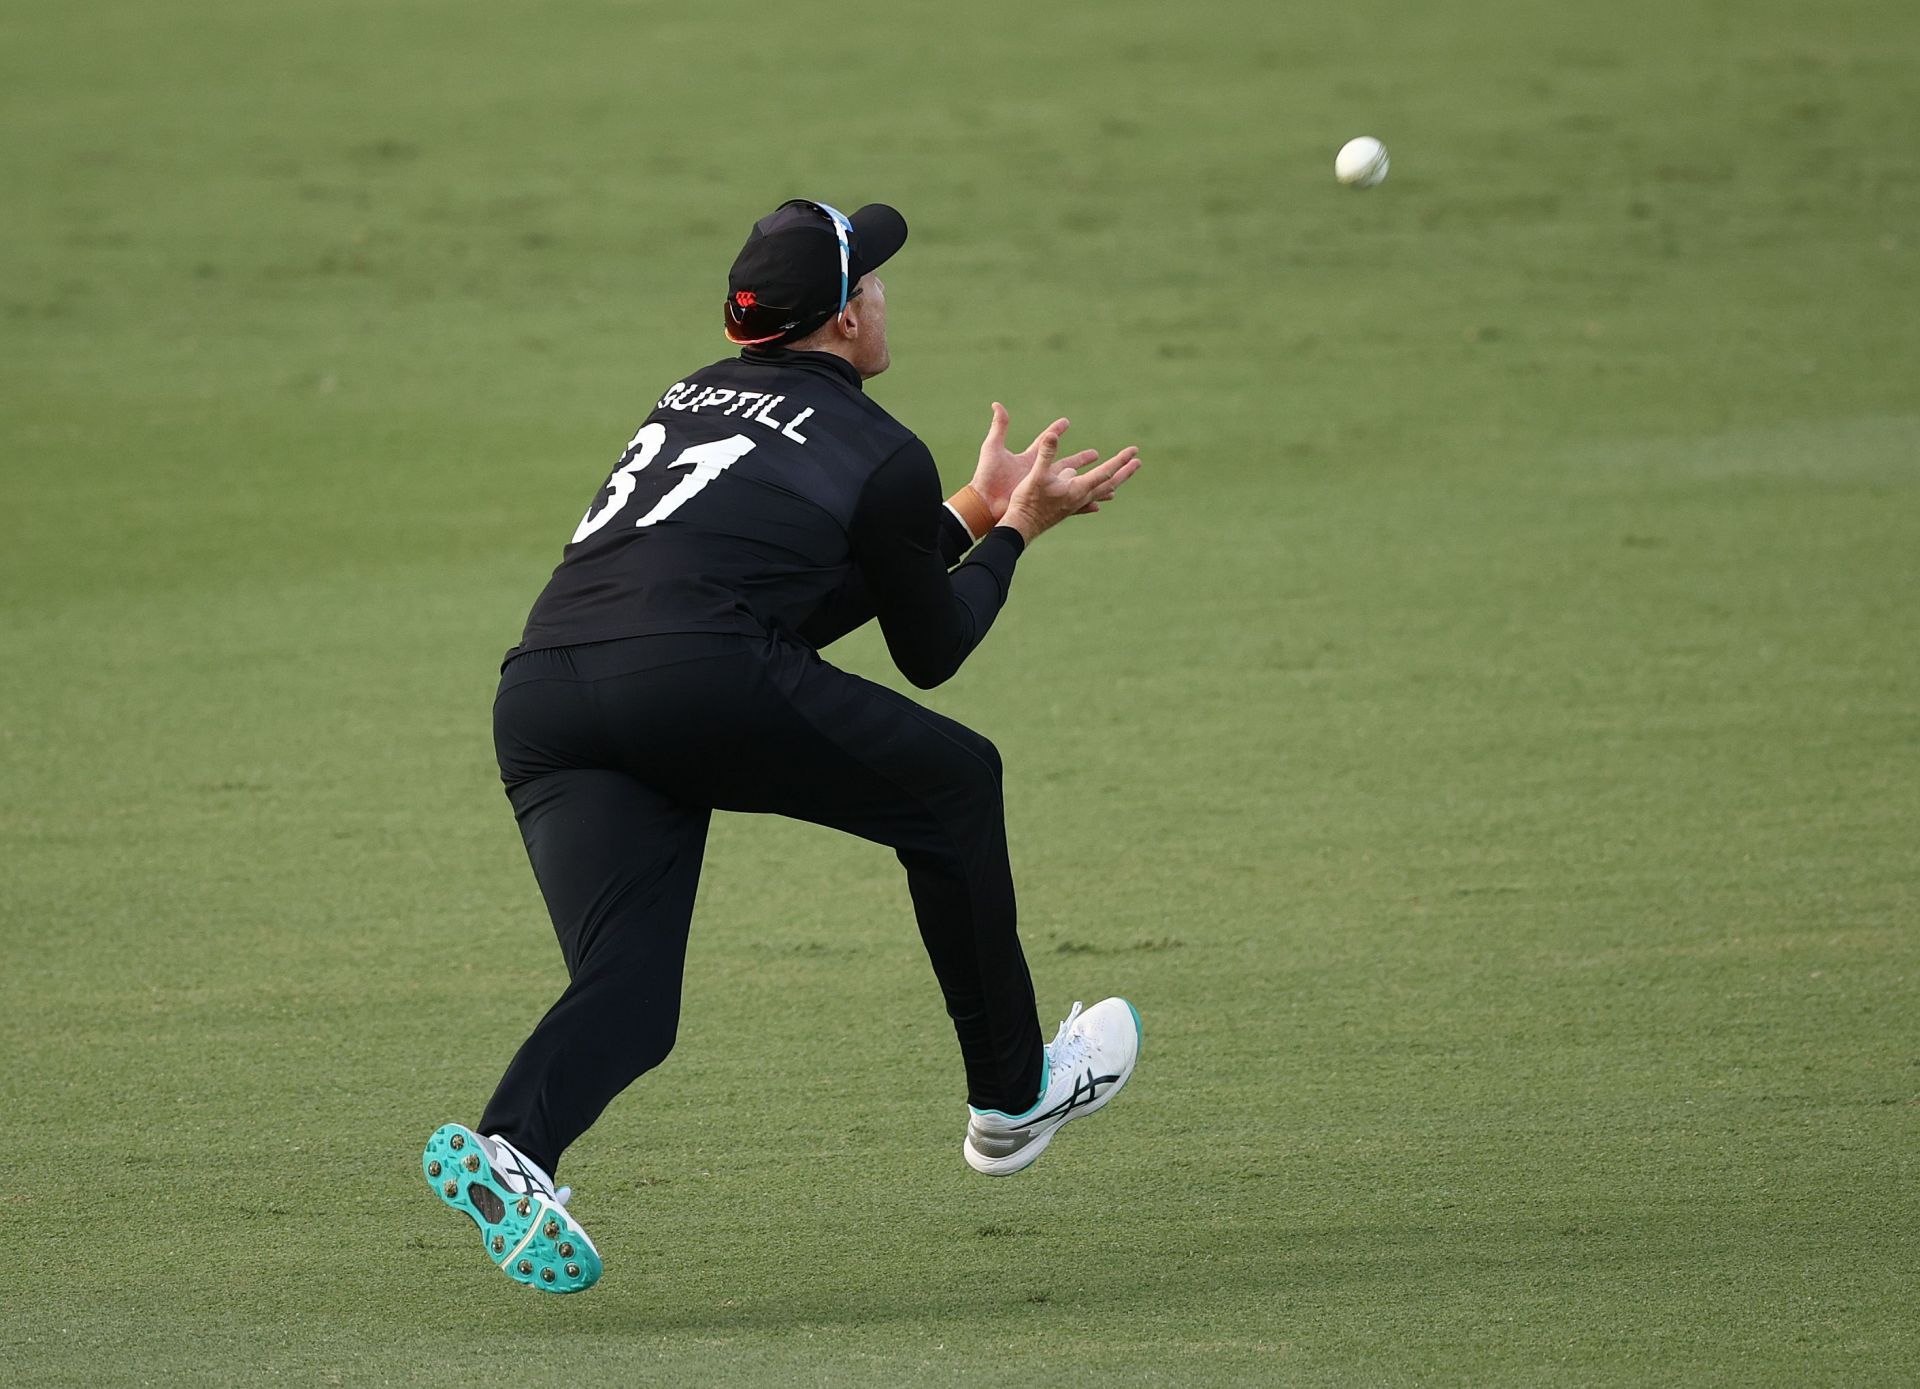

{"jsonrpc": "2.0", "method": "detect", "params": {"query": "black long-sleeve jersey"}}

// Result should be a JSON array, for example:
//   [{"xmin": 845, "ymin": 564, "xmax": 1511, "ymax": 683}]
[{"xmin": 509, "ymin": 348, "xmax": 1024, "ymax": 688}]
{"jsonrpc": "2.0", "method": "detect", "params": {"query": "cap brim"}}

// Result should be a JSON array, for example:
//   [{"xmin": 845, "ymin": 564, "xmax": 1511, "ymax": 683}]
[{"xmin": 849, "ymin": 204, "xmax": 907, "ymax": 280}]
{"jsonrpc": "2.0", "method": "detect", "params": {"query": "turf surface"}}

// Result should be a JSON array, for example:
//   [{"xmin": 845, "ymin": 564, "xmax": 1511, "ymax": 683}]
[{"xmin": 3, "ymin": 1, "xmax": 1917, "ymax": 1384}]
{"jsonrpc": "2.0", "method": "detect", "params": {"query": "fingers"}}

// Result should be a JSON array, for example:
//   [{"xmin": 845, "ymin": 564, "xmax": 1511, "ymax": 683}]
[
  {"xmin": 1028, "ymin": 429, "xmax": 1061, "ymax": 476},
  {"xmin": 1067, "ymin": 446, "xmax": 1142, "ymax": 501},
  {"xmin": 1025, "ymin": 417, "xmax": 1070, "ymax": 455},
  {"xmin": 1075, "ymin": 474, "xmax": 1125, "ymax": 510},
  {"xmin": 1009, "ymin": 431, "xmax": 1144, "ymax": 538},
  {"xmin": 985, "ymin": 401, "xmax": 1009, "ymax": 450},
  {"xmin": 1099, "ymin": 454, "xmax": 1144, "ymax": 497}
]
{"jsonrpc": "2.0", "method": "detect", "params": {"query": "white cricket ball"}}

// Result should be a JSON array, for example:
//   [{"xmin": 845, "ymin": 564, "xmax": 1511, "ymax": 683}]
[{"xmin": 1335, "ymin": 136, "xmax": 1390, "ymax": 188}]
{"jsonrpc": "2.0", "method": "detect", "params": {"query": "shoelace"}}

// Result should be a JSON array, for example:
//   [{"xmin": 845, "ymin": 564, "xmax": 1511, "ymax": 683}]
[{"xmin": 1047, "ymin": 1001, "xmax": 1091, "ymax": 1074}]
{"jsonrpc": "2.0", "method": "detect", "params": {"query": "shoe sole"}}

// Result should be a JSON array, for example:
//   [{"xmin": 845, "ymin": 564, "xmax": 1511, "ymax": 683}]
[
  {"xmin": 421, "ymin": 1123, "xmax": 602, "ymax": 1294},
  {"xmin": 963, "ymin": 999, "xmax": 1142, "ymax": 1177}
]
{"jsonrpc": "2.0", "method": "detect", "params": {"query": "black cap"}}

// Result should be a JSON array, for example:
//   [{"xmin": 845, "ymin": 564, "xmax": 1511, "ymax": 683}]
[{"xmin": 724, "ymin": 199, "xmax": 908, "ymax": 346}]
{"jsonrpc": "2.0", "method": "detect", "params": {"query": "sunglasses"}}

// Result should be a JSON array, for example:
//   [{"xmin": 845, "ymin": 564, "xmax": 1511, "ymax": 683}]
[
  {"xmin": 724, "ymin": 200, "xmax": 860, "ymax": 345},
  {"xmin": 801, "ymin": 199, "xmax": 855, "ymax": 315}
]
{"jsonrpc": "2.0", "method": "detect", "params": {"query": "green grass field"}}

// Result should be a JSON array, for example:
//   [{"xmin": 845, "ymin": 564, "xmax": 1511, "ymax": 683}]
[{"xmin": 4, "ymin": 1, "xmax": 1917, "ymax": 1383}]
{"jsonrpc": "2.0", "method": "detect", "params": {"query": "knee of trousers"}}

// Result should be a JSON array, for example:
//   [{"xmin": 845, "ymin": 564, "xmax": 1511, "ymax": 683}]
[
  {"xmin": 897, "ymin": 777, "xmax": 1012, "ymax": 881},
  {"xmin": 920, "ymin": 729, "xmax": 1006, "ymax": 830},
  {"xmin": 604, "ymin": 1004, "xmax": 682, "ymax": 1080},
  {"xmin": 943, "ymin": 727, "xmax": 1003, "ymax": 796},
  {"xmin": 563, "ymin": 965, "xmax": 686, "ymax": 1075}
]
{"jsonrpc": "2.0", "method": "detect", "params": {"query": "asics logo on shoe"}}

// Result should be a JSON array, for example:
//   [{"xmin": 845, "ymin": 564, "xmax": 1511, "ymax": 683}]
[
  {"xmin": 489, "ymin": 1145, "xmax": 531, "ymax": 1194},
  {"xmin": 483, "ymin": 1136, "xmax": 553, "ymax": 1199},
  {"xmin": 1029, "ymin": 1068, "xmax": 1120, "ymax": 1127}
]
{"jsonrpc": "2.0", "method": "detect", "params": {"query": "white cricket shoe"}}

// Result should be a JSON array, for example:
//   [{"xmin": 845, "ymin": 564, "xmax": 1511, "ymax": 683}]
[
  {"xmin": 421, "ymin": 1123, "xmax": 603, "ymax": 1293},
  {"xmin": 963, "ymin": 998, "xmax": 1142, "ymax": 1176}
]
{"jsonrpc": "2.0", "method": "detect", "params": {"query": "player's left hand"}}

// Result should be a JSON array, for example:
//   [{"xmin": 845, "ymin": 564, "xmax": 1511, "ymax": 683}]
[{"xmin": 972, "ymin": 403, "xmax": 1097, "ymax": 520}]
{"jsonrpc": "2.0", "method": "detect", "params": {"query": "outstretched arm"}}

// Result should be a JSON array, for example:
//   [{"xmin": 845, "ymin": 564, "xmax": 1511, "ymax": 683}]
[
  {"xmin": 853, "ymin": 428, "xmax": 1142, "ymax": 688},
  {"xmin": 843, "ymin": 440, "xmax": 1026, "ymax": 689},
  {"xmin": 795, "ymin": 404, "xmax": 1130, "ymax": 651},
  {"xmin": 793, "ymin": 502, "xmax": 975, "ymax": 650}
]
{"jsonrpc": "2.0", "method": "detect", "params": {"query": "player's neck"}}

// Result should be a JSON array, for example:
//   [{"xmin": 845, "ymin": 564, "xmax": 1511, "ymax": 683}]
[
  {"xmin": 744, "ymin": 343, "xmax": 872, "ymax": 387},
  {"xmin": 784, "ymin": 336, "xmax": 865, "ymax": 374}
]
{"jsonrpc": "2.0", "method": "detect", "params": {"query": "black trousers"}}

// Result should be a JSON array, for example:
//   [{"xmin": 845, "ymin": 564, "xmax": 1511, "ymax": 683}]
[{"xmin": 477, "ymin": 632, "xmax": 1045, "ymax": 1176}]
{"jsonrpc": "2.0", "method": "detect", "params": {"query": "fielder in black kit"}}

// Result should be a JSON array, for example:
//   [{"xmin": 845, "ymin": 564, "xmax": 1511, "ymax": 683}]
[{"xmin": 422, "ymin": 199, "xmax": 1145, "ymax": 1294}]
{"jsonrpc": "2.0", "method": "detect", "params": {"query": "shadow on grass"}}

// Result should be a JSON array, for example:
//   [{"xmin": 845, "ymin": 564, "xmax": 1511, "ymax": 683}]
[{"xmin": 457, "ymin": 1212, "xmax": 1693, "ymax": 1341}]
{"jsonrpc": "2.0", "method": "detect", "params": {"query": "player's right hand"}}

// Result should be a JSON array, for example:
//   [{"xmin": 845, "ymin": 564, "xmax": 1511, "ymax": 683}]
[{"xmin": 1000, "ymin": 432, "xmax": 1142, "ymax": 546}]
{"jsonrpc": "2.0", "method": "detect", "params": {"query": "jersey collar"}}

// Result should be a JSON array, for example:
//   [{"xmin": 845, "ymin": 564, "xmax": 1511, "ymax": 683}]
[{"xmin": 737, "ymin": 346, "xmax": 865, "ymax": 392}]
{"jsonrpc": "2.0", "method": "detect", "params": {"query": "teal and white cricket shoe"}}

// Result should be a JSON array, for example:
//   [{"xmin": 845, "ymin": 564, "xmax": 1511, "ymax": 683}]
[
  {"xmin": 421, "ymin": 1123, "xmax": 602, "ymax": 1293},
  {"xmin": 963, "ymin": 997, "xmax": 1142, "ymax": 1176}
]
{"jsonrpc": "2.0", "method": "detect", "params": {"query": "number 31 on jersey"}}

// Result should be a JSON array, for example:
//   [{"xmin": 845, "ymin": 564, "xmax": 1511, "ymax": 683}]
[{"xmin": 571, "ymin": 424, "xmax": 756, "ymax": 544}]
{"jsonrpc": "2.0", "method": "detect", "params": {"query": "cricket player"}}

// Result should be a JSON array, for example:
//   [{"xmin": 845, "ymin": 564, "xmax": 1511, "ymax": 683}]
[{"xmin": 421, "ymin": 199, "xmax": 1145, "ymax": 1293}]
